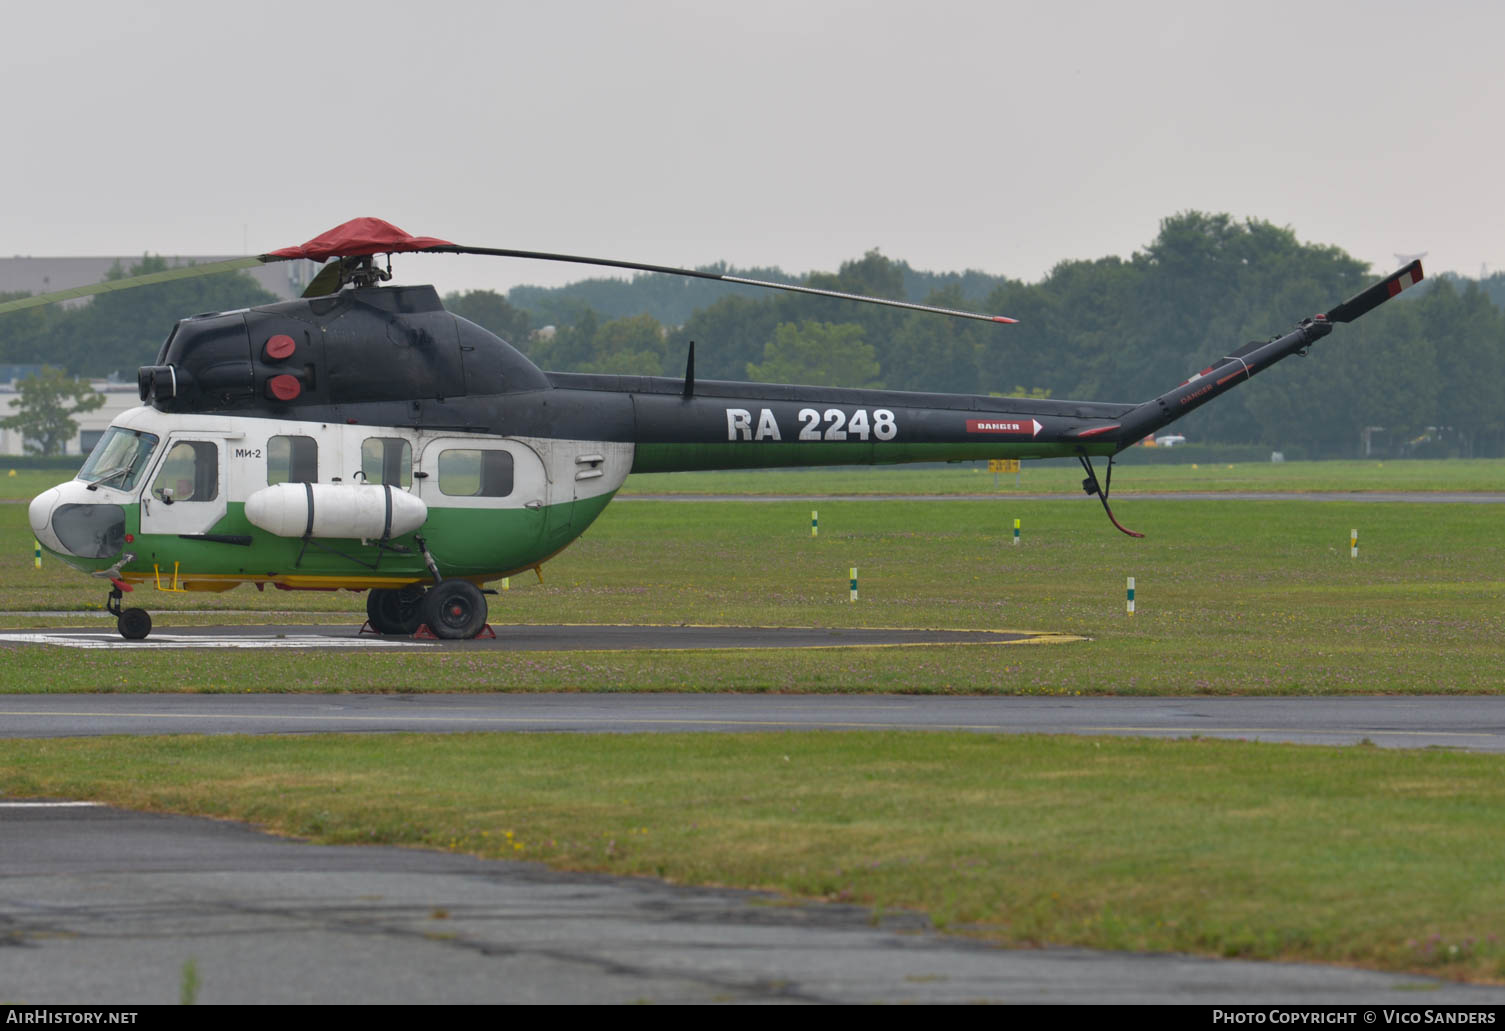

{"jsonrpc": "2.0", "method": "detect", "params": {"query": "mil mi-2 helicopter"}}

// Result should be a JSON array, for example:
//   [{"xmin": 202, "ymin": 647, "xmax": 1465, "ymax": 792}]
[{"xmin": 9, "ymin": 218, "xmax": 1423, "ymax": 640}]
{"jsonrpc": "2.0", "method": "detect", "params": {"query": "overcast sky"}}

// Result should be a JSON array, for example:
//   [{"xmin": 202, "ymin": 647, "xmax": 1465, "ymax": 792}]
[{"xmin": 5, "ymin": 0, "xmax": 1501, "ymax": 298}]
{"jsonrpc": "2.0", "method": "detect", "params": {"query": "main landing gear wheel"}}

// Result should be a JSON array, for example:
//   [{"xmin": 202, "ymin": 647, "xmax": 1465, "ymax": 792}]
[
  {"xmin": 117, "ymin": 607, "xmax": 152, "ymax": 641},
  {"xmin": 420, "ymin": 579, "xmax": 488, "ymax": 640},
  {"xmin": 366, "ymin": 585, "xmax": 427, "ymax": 635}
]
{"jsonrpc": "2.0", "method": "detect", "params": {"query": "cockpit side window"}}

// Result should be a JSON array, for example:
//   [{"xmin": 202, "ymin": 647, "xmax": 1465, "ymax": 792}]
[
  {"xmin": 77, "ymin": 428, "xmax": 160, "ymax": 491},
  {"xmin": 152, "ymin": 441, "xmax": 219, "ymax": 503}
]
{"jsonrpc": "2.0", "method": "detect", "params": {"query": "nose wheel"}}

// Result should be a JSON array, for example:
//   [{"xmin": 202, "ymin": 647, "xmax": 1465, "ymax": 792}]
[{"xmin": 106, "ymin": 585, "xmax": 153, "ymax": 641}]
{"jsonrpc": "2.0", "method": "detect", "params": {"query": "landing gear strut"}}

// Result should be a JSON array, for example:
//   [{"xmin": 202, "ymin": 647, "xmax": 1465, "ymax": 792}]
[{"xmin": 106, "ymin": 584, "xmax": 152, "ymax": 640}]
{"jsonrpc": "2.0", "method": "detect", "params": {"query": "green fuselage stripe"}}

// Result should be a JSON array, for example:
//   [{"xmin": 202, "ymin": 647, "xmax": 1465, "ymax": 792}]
[
  {"xmin": 52, "ymin": 493, "xmax": 616, "ymax": 586},
  {"xmin": 630, "ymin": 440, "xmax": 1112, "ymax": 474}
]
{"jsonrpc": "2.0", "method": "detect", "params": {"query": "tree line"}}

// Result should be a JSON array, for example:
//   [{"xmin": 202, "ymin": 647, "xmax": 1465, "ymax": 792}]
[
  {"xmin": 0, "ymin": 255, "xmax": 280, "ymax": 380},
  {"xmin": 4, "ymin": 214, "xmax": 1502, "ymax": 458},
  {"xmin": 455, "ymin": 213, "xmax": 1505, "ymax": 458}
]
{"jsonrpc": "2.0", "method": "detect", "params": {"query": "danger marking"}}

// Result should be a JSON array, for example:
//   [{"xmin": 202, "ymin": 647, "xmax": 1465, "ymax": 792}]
[{"xmin": 967, "ymin": 418, "xmax": 1042, "ymax": 437}]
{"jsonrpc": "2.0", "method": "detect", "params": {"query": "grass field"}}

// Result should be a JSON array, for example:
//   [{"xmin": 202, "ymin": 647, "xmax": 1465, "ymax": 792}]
[
  {"xmin": 3, "ymin": 464, "xmax": 1502, "ymax": 691},
  {"xmin": 619, "ymin": 457, "xmax": 1505, "ymax": 496},
  {"xmin": 5, "ymin": 458, "xmax": 1505, "ymax": 982}
]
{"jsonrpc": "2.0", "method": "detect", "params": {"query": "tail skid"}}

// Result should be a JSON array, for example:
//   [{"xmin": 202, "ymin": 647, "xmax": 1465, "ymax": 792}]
[{"xmin": 1077, "ymin": 453, "xmax": 1143, "ymax": 538}]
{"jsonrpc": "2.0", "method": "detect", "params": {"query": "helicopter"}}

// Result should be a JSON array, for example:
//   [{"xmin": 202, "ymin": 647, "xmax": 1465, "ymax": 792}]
[{"xmin": 8, "ymin": 218, "xmax": 1423, "ymax": 640}]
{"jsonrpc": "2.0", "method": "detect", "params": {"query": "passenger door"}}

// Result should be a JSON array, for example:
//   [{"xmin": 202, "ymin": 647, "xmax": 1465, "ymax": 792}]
[{"xmin": 414, "ymin": 437, "xmax": 558, "ymax": 571}]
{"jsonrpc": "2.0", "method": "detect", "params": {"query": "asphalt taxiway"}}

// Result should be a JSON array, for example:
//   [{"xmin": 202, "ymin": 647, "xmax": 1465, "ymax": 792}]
[
  {"xmin": 8, "ymin": 695, "xmax": 1505, "ymax": 1003},
  {"xmin": 2, "ymin": 693, "xmax": 1504, "ymax": 750},
  {"xmin": 6, "ymin": 661, "xmax": 1504, "ymax": 1001},
  {"xmin": 7, "ymin": 801, "xmax": 1505, "ymax": 1005}
]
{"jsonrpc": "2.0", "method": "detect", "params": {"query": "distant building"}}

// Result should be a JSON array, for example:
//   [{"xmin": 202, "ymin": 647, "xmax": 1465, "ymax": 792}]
[
  {"xmin": 0, "ymin": 255, "xmax": 321, "ymax": 304},
  {"xmin": 0, "ymin": 257, "xmax": 326, "ymax": 457},
  {"xmin": 0, "ymin": 364, "xmax": 44, "ymax": 383}
]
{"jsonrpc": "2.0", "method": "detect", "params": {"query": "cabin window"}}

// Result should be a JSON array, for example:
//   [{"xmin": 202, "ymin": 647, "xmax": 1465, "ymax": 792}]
[
  {"xmin": 438, "ymin": 448, "xmax": 514, "ymax": 497},
  {"xmin": 152, "ymin": 440, "xmax": 218, "ymax": 503},
  {"xmin": 267, "ymin": 435, "xmax": 318, "ymax": 485},
  {"xmin": 361, "ymin": 437, "xmax": 412, "ymax": 488}
]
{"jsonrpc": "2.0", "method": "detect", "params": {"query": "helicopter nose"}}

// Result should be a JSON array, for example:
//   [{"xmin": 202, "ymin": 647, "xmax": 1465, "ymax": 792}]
[
  {"xmin": 28, "ymin": 488, "xmax": 64, "ymax": 553},
  {"xmin": 29, "ymin": 486, "xmax": 126, "ymax": 559}
]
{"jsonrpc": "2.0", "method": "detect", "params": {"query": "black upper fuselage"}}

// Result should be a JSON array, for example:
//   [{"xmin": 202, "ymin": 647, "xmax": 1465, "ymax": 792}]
[{"xmin": 133, "ymin": 284, "xmax": 1139, "ymax": 468}]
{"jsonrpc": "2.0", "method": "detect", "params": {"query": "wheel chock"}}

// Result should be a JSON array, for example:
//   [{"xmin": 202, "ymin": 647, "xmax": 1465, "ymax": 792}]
[{"xmin": 410, "ymin": 623, "xmax": 494, "ymax": 640}]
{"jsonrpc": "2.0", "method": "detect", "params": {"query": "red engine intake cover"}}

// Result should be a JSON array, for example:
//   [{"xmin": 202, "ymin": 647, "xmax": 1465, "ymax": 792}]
[
  {"xmin": 264, "ymin": 334, "xmax": 296, "ymax": 361},
  {"xmin": 267, "ymin": 374, "xmax": 302, "ymax": 401}
]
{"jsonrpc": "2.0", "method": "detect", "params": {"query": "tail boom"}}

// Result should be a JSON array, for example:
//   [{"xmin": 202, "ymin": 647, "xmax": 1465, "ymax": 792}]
[{"xmin": 1113, "ymin": 260, "xmax": 1423, "ymax": 450}]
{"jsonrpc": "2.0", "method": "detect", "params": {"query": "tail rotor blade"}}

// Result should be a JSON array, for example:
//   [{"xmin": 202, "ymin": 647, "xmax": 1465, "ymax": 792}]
[{"xmin": 1324, "ymin": 259, "xmax": 1424, "ymax": 323}]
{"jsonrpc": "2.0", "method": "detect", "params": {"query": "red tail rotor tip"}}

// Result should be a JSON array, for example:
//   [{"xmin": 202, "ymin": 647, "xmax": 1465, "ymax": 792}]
[{"xmin": 993, "ymin": 316, "xmax": 1019, "ymax": 324}]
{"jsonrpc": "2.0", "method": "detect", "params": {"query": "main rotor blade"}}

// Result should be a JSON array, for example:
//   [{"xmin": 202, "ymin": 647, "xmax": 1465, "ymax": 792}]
[
  {"xmin": 422, "ymin": 244, "xmax": 1019, "ymax": 324},
  {"xmin": 301, "ymin": 259, "xmax": 347, "ymax": 298},
  {"xmin": 0, "ymin": 256, "xmax": 266, "ymax": 316},
  {"xmin": 1324, "ymin": 259, "xmax": 1424, "ymax": 323},
  {"xmin": 0, "ymin": 215, "xmax": 1019, "ymax": 325}
]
